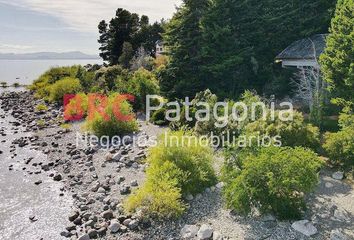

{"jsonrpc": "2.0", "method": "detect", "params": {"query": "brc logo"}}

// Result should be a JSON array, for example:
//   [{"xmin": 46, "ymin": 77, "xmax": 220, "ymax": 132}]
[{"xmin": 63, "ymin": 93, "xmax": 135, "ymax": 122}]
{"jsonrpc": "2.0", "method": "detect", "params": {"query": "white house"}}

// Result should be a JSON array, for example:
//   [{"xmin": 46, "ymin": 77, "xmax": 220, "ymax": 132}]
[
  {"xmin": 275, "ymin": 34, "xmax": 327, "ymax": 68},
  {"xmin": 155, "ymin": 40, "xmax": 165, "ymax": 57}
]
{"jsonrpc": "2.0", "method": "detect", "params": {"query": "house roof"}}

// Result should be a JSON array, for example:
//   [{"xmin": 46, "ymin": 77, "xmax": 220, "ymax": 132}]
[
  {"xmin": 276, "ymin": 34, "xmax": 328, "ymax": 60},
  {"xmin": 155, "ymin": 40, "xmax": 164, "ymax": 46}
]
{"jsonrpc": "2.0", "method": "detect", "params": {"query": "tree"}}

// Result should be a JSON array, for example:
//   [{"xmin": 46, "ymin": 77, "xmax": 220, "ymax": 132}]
[
  {"xmin": 119, "ymin": 42, "xmax": 134, "ymax": 68},
  {"xmin": 161, "ymin": 0, "xmax": 210, "ymax": 98},
  {"xmin": 320, "ymin": 0, "xmax": 354, "ymax": 106},
  {"xmin": 200, "ymin": 0, "xmax": 336, "ymax": 99},
  {"xmin": 98, "ymin": 8, "xmax": 164, "ymax": 65}
]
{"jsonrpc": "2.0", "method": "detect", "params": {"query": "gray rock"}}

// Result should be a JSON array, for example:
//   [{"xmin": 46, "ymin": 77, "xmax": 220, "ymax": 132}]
[
  {"xmin": 68, "ymin": 211, "xmax": 79, "ymax": 222},
  {"xmin": 130, "ymin": 180, "xmax": 138, "ymax": 187},
  {"xmin": 333, "ymin": 209, "xmax": 350, "ymax": 222},
  {"xmin": 87, "ymin": 229, "xmax": 97, "ymax": 238},
  {"xmin": 181, "ymin": 225, "xmax": 199, "ymax": 239},
  {"xmin": 120, "ymin": 185, "xmax": 131, "ymax": 195},
  {"xmin": 216, "ymin": 182, "xmax": 224, "ymax": 189},
  {"xmin": 101, "ymin": 210, "xmax": 113, "ymax": 220},
  {"xmin": 332, "ymin": 171, "xmax": 344, "ymax": 180},
  {"xmin": 186, "ymin": 194, "xmax": 194, "ymax": 201},
  {"xmin": 112, "ymin": 152, "xmax": 122, "ymax": 161},
  {"xmin": 197, "ymin": 224, "xmax": 213, "ymax": 239},
  {"xmin": 291, "ymin": 220, "xmax": 317, "ymax": 237},
  {"xmin": 109, "ymin": 220, "xmax": 121, "ymax": 233},
  {"xmin": 213, "ymin": 231, "xmax": 223, "ymax": 240},
  {"xmin": 78, "ymin": 234, "xmax": 90, "ymax": 240},
  {"xmin": 330, "ymin": 229, "xmax": 348, "ymax": 240},
  {"xmin": 128, "ymin": 219, "xmax": 139, "ymax": 230}
]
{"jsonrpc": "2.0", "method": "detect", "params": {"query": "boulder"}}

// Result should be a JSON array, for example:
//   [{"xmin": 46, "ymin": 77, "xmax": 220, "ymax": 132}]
[
  {"xmin": 291, "ymin": 220, "xmax": 317, "ymax": 237},
  {"xmin": 332, "ymin": 172, "xmax": 344, "ymax": 180},
  {"xmin": 181, "ymin": 225, "xmax": 199, "ymax": 239},
  {"xmin": 330, "ymin": 229, "xmax": 348, "ymax": 240},
  {"xmin": 197, "ymin": 224, "xmax": 213, "ymax": 239}
]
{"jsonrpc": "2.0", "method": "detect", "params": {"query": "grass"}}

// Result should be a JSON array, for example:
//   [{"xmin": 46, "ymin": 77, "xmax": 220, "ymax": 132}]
[{"xmin": 35, "ymin": 104, "xmax": 48, "ymax": 112}]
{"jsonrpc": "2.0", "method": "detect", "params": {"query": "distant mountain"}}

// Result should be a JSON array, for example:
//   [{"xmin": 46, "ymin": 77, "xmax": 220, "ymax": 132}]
[{"xmin": 0, "ymin": 51, "xmax": 100, "ymax": 60}]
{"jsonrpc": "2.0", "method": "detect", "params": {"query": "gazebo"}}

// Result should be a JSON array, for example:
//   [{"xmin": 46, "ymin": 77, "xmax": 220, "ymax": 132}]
[{"xmin": 275, "ymin": 34, "xmax": 327, "ymax": 68}]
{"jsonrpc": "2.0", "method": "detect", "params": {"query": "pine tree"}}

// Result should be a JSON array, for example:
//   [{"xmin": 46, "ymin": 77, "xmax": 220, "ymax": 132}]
[
  {"xmin": 98, "ymin": 8, "xmax": 164, "ymax": 65},
  {"xmin": 161, "ymin": 0, "xmax": 210, "ymax": 98},
  {"xmin": 201, "ymin": 0, "xmax": 336, "ymax": 98},
  {"xmin": 320, "ymin": 0, "xmax": 354, "ymax": 105}
]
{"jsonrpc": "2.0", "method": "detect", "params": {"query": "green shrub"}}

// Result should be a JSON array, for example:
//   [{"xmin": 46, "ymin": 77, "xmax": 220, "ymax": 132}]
[
  {"xmin": 324, "ymin": 129, "xmax": 354, "ymax": 167},
  {"xmin": 64, "ymin": 93, "xmax": 89, "ymax": 119},
  {"xmin": 0, "ymin": 82, "xmax": 8, "ymax": 88},
  {"xmin": 85, "ymin": 93, "xmax": 138, "ymax": 137},
  {"xmin": 13, "ymin": 82, "xmax": 20, "ymax": 88},
  {"xmin": 323, "ymin": 109, "xmax": 354, "ymax": 167},
  {"xmin": 94, "ymin": 65, "xmax": 127, "ymax": 92},
  {"xmin": 124, "ymin": 161, "xmax": 186, "ymax": 218},
  {"xmin": 223, "ymin": 146, "xmax": 322, "ymax": 219},
  {"xmin": 150, "ymin": 107, "xmax": 168, "ymax": 125},
  {"xmin": 48, "ymin": 77, "xmax": 82, "ymax": 103},
  {"xmin": 243, "ymin": 110, "xmax": 320, "ymax": 150},
  {"xmin": 35, "ymin": 104, "xmax": 48, "ymax": 112},
  {"xmin": 125, "ymin": 131, "xmax": 217, "ymax": 218},
  {"xmin": 116, "ymin": 68, "xmax": 159, "ymax": 110}
]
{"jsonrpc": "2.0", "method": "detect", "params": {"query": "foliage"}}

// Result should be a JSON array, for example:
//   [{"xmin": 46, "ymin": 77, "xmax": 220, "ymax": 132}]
[
  {"xmin": 48, "ymin": 77, "xmax": 82, "ymax": 103},
  {"xmin": 64, "ymin": 93, "xmax": 89, "ymax": 120},
  {"xmin": 35, "ymin": 104, "xmax": 48, "ymax": 112},
  {"xmin": 125, "ymin": 131, "xmax": 216, "ymax": 218},
  {"xmin": 85, "ymin": 93, "xmax": 138, "ymax": 137},
  {"xmin": 98, "ymin": 8, "xmax": 164, "ymax": 65},
  {"xmin": 320, "ymin": 0, "xmax": 354, "ymax": 105},
  {"xmin": 124, "ymin": 162, "xmax": 186, "ymax": 218},
  {"xmin": 0, "ymin": 82, "xmax": 8, "ymax": 87},
  {"xmin": 116, "ymin": 68, "xmax": 160, "ymax": 110},
  {"xmin": 151, "ymin": 107, "xmax": 168, "ymax": 125},
  {"xmin": 243, "ymin": 110, "xmax": 320, "ymax": 150},
  {"xmin": 161, "ymin": 0, "xmax": 210, "ymax": 98},
  {"xmin": 93, "ymin": 65, "xmax": 128, "ymax": 92},
  {"xmin": 119, "ymin": 42, "xmax": 134, "ymax": 68},
  {"xmin": 130, "ymin": 47, "xmax": 155, "ymax": 71},
  {"xmin": 13, "ymin": 82, "xmax": 20, "ymax": 88},
  {"xmin": 30, "ymin": 66, "xmax": 92, "ymax": 100},
  {"xmin": 323, "ymin": 108, "xmax": 354, "ymax": 167},
  {"xmin": 223, "ymin": 146, "xmax": 322, "ymax": 219},
  {"xmin": 161, "ymin": 0, "xmax": 336, "ymax": 99}
]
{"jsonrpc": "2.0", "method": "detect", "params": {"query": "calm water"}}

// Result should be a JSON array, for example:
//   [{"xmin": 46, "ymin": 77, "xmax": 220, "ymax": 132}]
[{"xmin": 0, "ymin": 59, "xmax": 102, "ymax": 86}]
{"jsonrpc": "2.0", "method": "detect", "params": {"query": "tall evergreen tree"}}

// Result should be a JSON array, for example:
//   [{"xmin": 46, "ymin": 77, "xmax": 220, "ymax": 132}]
[
  {"xmin": 320, "ymin": 0, "xmax": 354, "ymax": 105},
  {"xmin": 161, "ymin": 0, "xmax": 210, "ymax": 98},
  {"xmin": 201, "ymin": 0, "xmax": 336, "ymax": 98},
  {"xmin": 98, "ymin": 8, "xmax": 164, "ymax": 65}
]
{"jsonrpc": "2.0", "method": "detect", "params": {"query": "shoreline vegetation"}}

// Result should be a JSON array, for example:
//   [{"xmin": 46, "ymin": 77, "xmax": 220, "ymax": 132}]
[{"xmin": 0, "ymin": 0, "xmax": 352, "ymax": 239}]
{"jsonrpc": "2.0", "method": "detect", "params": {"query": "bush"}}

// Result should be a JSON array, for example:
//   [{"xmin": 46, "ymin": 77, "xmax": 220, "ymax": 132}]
[
  {"xmin": 151, "ymin": 107, "xmax": 168, "ymax": 125},
  {"xmin": 124, "ymin": 131, "xmax": 217, "ymax": 218},
  {"xmin": 94, "ymin": 65, "xmax": 127, "ymax": 92},
  {"xmin": 35, "ymin": 104, "xmax": 48, "ymax": 112},
  {"xmin": 0, "ymin": 82, "xmax": 8, "ymax": 88},
  {"xmin": 323, "ymin": 108, "xmax": 354, "ymax": 167},
  {"xmin": 64, "ymin": 93, "xmax": 89, "ymax": 120},
  {"xmin": 243, "ymin": 110, "xmax": 320, "ymax": 150},
  {"xmin": 85, "ymin": 93, "xmax": 138, "ymax": 137},
  {"xmin": 223, "ymin": 146, "xmax": 322, "ymax": 219},
  {"xmin": 116, "ymin": 68, "xmax": 159, "ymax": 110},
  {"xmin": 48, "ymin": 77, "xmax": 82, "ymax": 103},
  {"xmin": 324, "ymin": 129, "xmax": 354, "ymax": 167}
]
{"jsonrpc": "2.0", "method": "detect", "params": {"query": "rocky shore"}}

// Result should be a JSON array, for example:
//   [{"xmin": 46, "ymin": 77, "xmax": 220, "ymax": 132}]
[{"xmin": 0, "ymin": 91, "xmax": 353, "ymax": 240}]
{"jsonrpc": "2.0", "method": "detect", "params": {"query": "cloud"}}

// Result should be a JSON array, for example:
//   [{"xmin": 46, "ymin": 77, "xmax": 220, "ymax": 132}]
[
  {"xmin": 0, "ymin": 43, "xmax": 33, "ymax": 52},
  {"xmin": 0, "ymin": 0, "xmax": 181, "ymax": 33}
]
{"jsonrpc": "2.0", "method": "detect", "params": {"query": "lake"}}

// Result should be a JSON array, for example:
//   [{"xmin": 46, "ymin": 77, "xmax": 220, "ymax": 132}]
[{"xmin": 0, "ymin": 59, "xmax": 103, "ymax": 86}]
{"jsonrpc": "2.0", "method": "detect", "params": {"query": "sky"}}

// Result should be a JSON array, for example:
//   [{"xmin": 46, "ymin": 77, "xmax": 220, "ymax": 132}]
[{"xmin": 0, "ymin": 0, "xmax": 181, "ymax": 55}]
